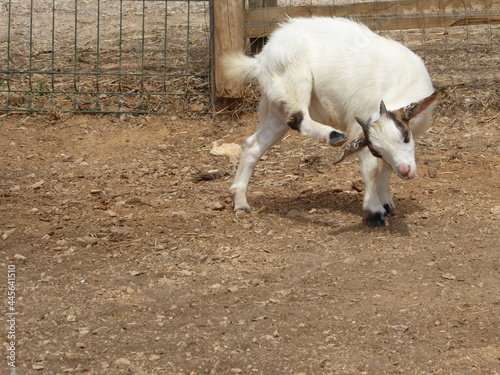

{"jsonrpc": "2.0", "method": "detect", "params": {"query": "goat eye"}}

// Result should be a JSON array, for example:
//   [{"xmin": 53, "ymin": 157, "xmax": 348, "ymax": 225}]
[{"xmin": 403, "ymin": 129, "xmax": 410, "ymax": 143}]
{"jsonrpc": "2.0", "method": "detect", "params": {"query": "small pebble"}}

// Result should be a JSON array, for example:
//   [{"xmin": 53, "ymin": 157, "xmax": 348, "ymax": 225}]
[
  {"xmin": 390, "ymin": 324, "xmax": 409, "ymax": 332},
  {"xmin": 30, "ymin": 180, "xmax": 45, "ymax": 190},
  {"xmin": 92, "ymin": 326, "xmax": 110, "ymax": 335},
  {"xmin": 115, "ymin": 358, "xmax": 131, "ymax": 367},
  {"xmin": 427, "ymin": 167, "xmax": 437, "ymax": 178},
  {"xmin": 442, "ymin": 273, "xmax": 456, "ymax": 280},
  {"xmin": 212, "ymin": 202, "xmax": 226, "ymax": 211},
  {"xmin": 210, "ymin": 283, "xmax": 223, "ymax": 290},
  {"xmin": 66, "ymin": 314, "xmax": 77, "ymax": 322},
  {"xmin": 78, "ymin": 328, "xmax": 90, "ymax": 336},
  {"xmin": 2, "ymin": 228, "xmax": 16, "ymax": 240},
  {"xmin": 107, "ymin": 209, "xmax": 117, "ymax": 217}
]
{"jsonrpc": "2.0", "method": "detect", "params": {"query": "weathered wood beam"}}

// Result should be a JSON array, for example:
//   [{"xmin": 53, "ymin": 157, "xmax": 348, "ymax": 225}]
[
  {"xmin": 212, "ymin": 0, "xmax": 246, "ymax": 98},
  {"xmin": 247, "ymin": 14, "xmax": 500, "ymax": 37},
  {"xmin": 245, "ymin": 0, "xmax": 500, "ymax": 37}
]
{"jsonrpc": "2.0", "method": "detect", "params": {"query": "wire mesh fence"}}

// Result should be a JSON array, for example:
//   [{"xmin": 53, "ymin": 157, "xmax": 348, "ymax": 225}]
[
  {"xmin": 0, "ymin": 0, "xmax": 210, "ymax": 115},
  {"xmin": 1, "ymin": 1, "xmax": 499, "ymax": 115}
]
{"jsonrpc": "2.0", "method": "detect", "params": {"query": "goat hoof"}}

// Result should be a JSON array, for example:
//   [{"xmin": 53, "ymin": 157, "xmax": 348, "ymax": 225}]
[
  {"xmin": 234, "ymin": 206, "xmax": 251, "ymax": 214},
  {"xmin": 383, "ymin": 204, "xmax": 393, "ymax": 215},
  {"xmin": 329, "ymin": 131, "xmax": 347, "ymax": 146},
  {"xmin": 366, "ymin": 211, "xmax": 388, "ymax": 227}
]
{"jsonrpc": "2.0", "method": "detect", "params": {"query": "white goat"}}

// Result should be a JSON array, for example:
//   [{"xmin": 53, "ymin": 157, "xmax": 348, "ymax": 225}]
[{"xmin": 223, "ymin": 17, "xmax": 437, "ymax": 227}]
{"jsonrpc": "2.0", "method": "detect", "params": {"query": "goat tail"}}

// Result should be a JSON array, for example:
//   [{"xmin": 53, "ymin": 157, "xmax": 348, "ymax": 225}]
[{"xmin": 221, "ymin": 53, "xmax": 260, "ymax": 84}]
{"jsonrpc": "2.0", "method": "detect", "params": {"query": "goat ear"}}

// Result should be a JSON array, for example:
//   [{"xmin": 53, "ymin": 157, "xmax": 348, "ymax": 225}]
[
  {"xmin": 333, "ymin": 135, "xmax": 368, "ymax": 165},
  {"xmin": 379, "ymin": 100, "xmax": 388, "ymax": 116},
  {"xmin": 355, "ymin": 116, "xmax": 370, "ymax": 132},
  {"xmin": 400, "ymin": 91, "xmax": 438, "ymax": 122}
]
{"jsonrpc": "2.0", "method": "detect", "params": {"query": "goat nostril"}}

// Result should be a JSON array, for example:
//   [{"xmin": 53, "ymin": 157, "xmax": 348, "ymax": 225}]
[{"xmin": 398, "ymin": 164, "xmax": 411, "ymax": 177}]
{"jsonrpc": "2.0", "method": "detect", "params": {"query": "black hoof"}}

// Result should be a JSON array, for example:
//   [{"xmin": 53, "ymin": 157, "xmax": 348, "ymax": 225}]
[
  {"xmin": 383, "ymin": 204, "xmax": 392, "ymax": 215},
  {"xmin": 329, "ymin": 131, "xmax": 347, "ymax": 146},
  {"xmin": 366, "ymin": 211, "xmax": 388, "ymax": 227}
]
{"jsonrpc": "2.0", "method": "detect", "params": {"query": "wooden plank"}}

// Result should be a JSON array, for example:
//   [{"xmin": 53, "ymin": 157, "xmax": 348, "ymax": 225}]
[
  {"xmin": 246, "ymin": 0, "xmax": 497, "ymax": 22},
  {"xmin": 249, "ymin": 0, "xmax": 278, "ymax": 7},
  {"xmin": 212, "ymin": 0, "xmax": 246, "ymax": 98},
  {"xmin": 249, "ymin": 0, "xmax": 277, "ymax": 54},
  {"xmin": 245, "ymin": 0, "xmax": 500, "ymax": 36},
  {"xmin": 246, "ymin": 14, "xmax": 500, "ymax": 37}
]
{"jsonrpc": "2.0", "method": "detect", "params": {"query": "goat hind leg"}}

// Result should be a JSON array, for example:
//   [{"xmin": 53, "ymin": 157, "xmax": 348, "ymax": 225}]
[
  {"xmin": 230, "ymin": 112, "xmax": 288, "ymax": 213},
  {"xmin": 286, "ymin": 111, "xmax": 347, "ymax": 146},
  {"xmin": 267, "ymin": 69, "xmax": 346, "ymax": 146}
]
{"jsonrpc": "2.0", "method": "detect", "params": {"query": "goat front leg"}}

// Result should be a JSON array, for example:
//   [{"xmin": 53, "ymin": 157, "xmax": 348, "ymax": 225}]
[
  {"xmin": 377, "ymin": 162, "xmax": 394, "ymax": 215},
  {"xmin": 230, "ymin": 112, "xmax": 289, "ymax": 213},
  {"xmin": 358, "ymin": 148, "xmax": 388, "ymax": 227}
]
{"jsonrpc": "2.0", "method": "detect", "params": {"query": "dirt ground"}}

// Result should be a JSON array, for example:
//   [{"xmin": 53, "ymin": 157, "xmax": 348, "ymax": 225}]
[
  {"xmin": 1, "ymin": 2, "xmax": 500, "ymax": 373},
  {"xmin": 0, "ymin": 103, "xmax": 498, "ymax": 374}
]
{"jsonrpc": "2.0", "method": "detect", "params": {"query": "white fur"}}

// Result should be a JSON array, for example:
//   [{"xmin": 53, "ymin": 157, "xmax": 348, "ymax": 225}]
[{"xmin": 224, "ymin": 17, "xmax": 436, "ymax": 225}]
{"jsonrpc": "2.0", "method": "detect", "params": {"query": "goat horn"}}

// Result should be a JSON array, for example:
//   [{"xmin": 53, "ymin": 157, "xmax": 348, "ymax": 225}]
[{"xmin": 333, "ymin": 136, "xmax": 368, "ymax": 165}]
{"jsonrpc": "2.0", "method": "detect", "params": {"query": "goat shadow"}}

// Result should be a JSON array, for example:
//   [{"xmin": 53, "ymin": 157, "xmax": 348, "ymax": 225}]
[{"xmin": 248, "ymin": 188, "xmax": 424, "ymax": 237}]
